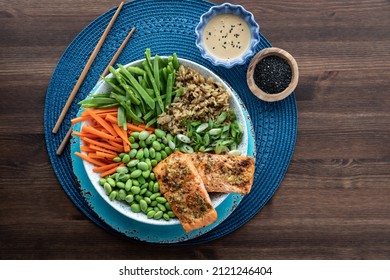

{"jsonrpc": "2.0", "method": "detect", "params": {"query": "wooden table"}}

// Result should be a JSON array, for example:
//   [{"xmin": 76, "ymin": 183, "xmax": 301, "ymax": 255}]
[{"xmin": 1, "ymin": 0, "xmax": 389, "ymax": 260}]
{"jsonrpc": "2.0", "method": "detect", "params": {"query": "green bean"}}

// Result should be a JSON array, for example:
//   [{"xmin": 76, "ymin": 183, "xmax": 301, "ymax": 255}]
[
  {"xmin": 117, "ymin": 64, "xmax": 155, "ymax": 110},
  {"xmin": 142, "ymin": 59, "xmax": 164, "ymax": 112},
  {"xmin": 127, "ymin": 66, "xmax": 146, "ymax": 76},
  {"xmin": 165, "ymin": 73, "xmax": 173, "ymax": 108},
  {"xmin": 172, "ymin": 53, "xmax": 180, "ymax": 70},
  {"xmin": 153, "ymin": 55, "xmax": 161, "ymax": 91}
]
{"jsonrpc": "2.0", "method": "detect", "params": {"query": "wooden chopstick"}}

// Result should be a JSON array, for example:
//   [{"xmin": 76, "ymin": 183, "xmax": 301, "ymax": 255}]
[
  {"xmin": 52, "ymin": 1, "xmax": 125, "ymax": 134},
  {"xmin": 56, "ymin": 26, "xmax": 136, "ymax": 156},
  {"xmin": 56, "ymin": 124, "xmax": 74, "ymax": 155},
  {"xmin": 99, "ymin": 27, "xmax": 136, "ymax": 81}
]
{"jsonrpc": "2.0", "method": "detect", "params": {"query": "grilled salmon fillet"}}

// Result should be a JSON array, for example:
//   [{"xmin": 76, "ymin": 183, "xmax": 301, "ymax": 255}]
[
  {"xmin": 153, "ymin": 151, "xmax": 217, "ymax": 233},
  {"xmin": 186, "ymin": 153, "xmax": 255, "ymax": 194}
]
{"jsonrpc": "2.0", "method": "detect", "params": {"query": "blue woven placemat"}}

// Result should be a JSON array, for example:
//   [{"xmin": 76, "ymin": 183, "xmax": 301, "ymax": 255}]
[{"xmin": 44, "ymin": 0, "xmax": 297, "ymax": 244}]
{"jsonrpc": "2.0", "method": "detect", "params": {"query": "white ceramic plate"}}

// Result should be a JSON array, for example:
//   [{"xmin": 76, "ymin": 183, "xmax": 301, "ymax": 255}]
[{"xmin": 80, "ymin": 58, "xmax": 249, "ymax": 226}]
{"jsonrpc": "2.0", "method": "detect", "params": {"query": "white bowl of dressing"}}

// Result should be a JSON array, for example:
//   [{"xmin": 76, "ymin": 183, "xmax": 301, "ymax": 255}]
[{"xmin": 195, "ymin": 3, "xmax": 260, "ymax": 68}]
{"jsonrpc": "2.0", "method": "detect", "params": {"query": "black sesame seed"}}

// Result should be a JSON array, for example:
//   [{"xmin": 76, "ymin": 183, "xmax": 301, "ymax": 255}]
[{"xmin": 253, "ymin": 55, "xmax": 292, "ymax": 94}]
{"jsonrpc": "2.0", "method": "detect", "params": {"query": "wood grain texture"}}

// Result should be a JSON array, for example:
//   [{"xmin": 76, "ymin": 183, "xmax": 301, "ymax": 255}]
[{"xmin": 1, "ymin": 0, "xmax": 390, "ymax": 260}]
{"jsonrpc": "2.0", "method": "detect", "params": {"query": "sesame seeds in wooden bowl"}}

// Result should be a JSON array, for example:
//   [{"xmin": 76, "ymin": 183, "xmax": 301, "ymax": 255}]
[{"xmin": 247, "ymin": 47, "xmax": 299, "ymax": 102}]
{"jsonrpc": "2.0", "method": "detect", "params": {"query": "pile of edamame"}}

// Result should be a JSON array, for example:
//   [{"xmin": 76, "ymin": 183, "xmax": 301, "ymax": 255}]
[{"xmin": 98, "ymin": 128, "xmax": 176, "ymax": 221}]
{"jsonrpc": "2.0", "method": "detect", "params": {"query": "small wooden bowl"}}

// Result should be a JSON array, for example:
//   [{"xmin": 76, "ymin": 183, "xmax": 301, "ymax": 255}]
[{"xmin": 247, "ymin": 47, "xmax": 299, "ymax": 102}]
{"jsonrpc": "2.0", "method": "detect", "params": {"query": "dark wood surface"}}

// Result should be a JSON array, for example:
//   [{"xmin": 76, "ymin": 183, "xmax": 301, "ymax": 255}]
[{"xmin": 1, "ymin": 0, "xmax": 389, "ymax": 260}]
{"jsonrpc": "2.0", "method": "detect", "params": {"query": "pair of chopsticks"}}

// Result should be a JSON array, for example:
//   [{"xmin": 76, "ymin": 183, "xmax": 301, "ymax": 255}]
[{"xmin": 55, "ymin": 1, "xmax": 135, "ymax": 155}]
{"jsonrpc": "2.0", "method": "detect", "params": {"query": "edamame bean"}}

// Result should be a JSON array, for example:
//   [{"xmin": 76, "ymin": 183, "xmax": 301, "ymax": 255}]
[
  {"xmin": 130, "ymin": 169, "xmax": 142, "ymax": 178},
  {"xmin": 153, "ymin": 211, "xmax": 163, "ymax": 220},
  {"xmin": 150, "ymin": 192, "xmax": 161, "ymax": 201},
  {"xmin": 156, "ymin": 197, "xmax": 167, "ymax": 204},
  {"xmin": 122, "ymin": 154, "xmax": 130, "ymax": 164},
  {"xmin": 150, "ymin": 159, "xmax": 158, "ymax": 167},
  {"xmin": 145, "ymin": 134, "xmax": 156, "ymax": 145},
  {"xmin": 132, "ymin": 180, "xmax": 139, "ymax": 186},
  {"xmin": 104, "ymin": 183, "xmax": 112, "ymax": 195},
  {"xmin": 155, "ymin": 152, "xmax": 162, "ymax": 162},
  {"xmin": 163, "ymin": 213, "xmax": 170, "ymax": 221},
  {"xmin": 137, "ymin": 162, "xmax": 149, "ymax": 171},
  {"xmin": 130, "ymin": 186, "xmax": 141, "ymax": 195},
  {"xmin": 118, "ymin": 189, "xmax": 127, "ymax": 200},
  {"xmin": 165, "ymin": 202, "xmax": 171, "ymax": 211},
  {"xmin": 157, "ymin": 203, "xmax": 166, "ymax": 212},
  {"xmin": 119, "ymin": 153, "xmax": 126, "ymax": 158},
  {"xmin": 130, "ymin": 142, "xmax": 139, "ymax": 149},
  {"xmin": 161, "ymin": 150, "xmax": 167, "ymax": 159},
  {"xmin": 125, "ymin": 179, "xmax": 132, "ymax": 191},
  {"xmin": 136, "ymin": 149, "xmax": 144, "ymax": 160},
  {"xmin": 164, "ymin": 147, "xmax": 173, "ymax": 155},
  {"xmin": 149, "ymin": 172, "xmax": 155, "ymax": 180},
  {"xmin": 131, "ymin": 132, "xmax": 140, "ymax": 139},
  {"xmin": 109, "ymin": 191, "xmax": 117, "ymax": 201},
  {"xmin": 150, "ymin": 201, "xmax": 158, "ymax": 207},
  {"xmin": 154, "ymin": 128, "xmax": 166, "ymax": 138},
  {"xmin": 167, "ymin": 211, "xmax": 176, "ymax": 218},
  {"xmin": 139, "ymin": 130, "xmax": 150, "ymax": 141},
  {"xmin": 107, "ymin": 178, "xmax": 115, "ymax": 187},
  {"xmin": 142, "ymin": 170, "xmax": 150, "ymax": 179},
  {"xmin": 152, "ymin": 141, "xmax": 162, "ymax": 151},
  {"xmin": 147, "ymin": 210, "xmax": 156, "ymax": 219},
  {"xmin": 143, "ymin": 147, "xmax": 150, "ymax": 158},
  {"xmin": 129, "ymin": 149, "xmax": 137, "ymax": 158},
  {"xmin": 125, "ymin": 194, "xmax": 134, "ymax": 203},
  {"xmin": 140, "ymin": 188, "xmax": 147, "ymax": 196},
  {"xmin": 139, "ymin": 199, "xmax": 148, "ymax": 212},
  {"xmin": 141, "ymin": 182, "xmax": 149, "ymax": 189},
  {"xmin": 98, "ymin": 178, "xmax": 106, "ymax": 186},
  {"xmin": 144, "ymin": 197, "xmax": 151, "ymax": 205},
  {"xmin": 130, "ymin": 203, "xmax": 141, "ymax": 213},
  {"xmin": 139, "ymin": 140, "xmax": 147, "ymax": 148},
  {"xmin": 144, "ymin": 191, "xmax": 153, "ymax": 198},
  {"xmin": 135, "ymin": 195, "xmax": 143, "ymax": 202},
  {"xmin": 153, "ymin": 182, "xmax": 160, "ymax": 193},
  {"xmin": 116, "ymin": 182, "xmax": 125, "ymax": 189},
  {"xmin": 138, "ymin": 176, "xmax": 146, "ymax": 185},
  {"xmin": 149, "ymin": 147, "xmax": 156, "ymax": 158},
  {"xmin": 128, "ymin": 136, "xmax": 135, "ymax": 143},
  {"xmin": 113, "ymin": 157, "xmax": 121, "ymax": 163},
  {"xmin": 127, "ymin": 159, "xmax": 139, "ymax": 168}
]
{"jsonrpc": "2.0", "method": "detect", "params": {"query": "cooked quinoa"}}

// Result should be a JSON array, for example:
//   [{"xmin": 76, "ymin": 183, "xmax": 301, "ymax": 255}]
[{"xmin": 157, "ymin": 65, "xmax": 231, "ymax": 135}]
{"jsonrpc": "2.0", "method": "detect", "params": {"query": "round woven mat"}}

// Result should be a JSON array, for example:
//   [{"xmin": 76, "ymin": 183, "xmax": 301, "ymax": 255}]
[{"xmin": 44, "ymin": 0, "xmax": 297, "ymax": 244}]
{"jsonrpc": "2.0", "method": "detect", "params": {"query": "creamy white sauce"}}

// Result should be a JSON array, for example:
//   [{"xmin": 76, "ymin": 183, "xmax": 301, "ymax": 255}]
[{"xmin": 202, "ymin": 14, "xmax": 251, "ymax": 60}]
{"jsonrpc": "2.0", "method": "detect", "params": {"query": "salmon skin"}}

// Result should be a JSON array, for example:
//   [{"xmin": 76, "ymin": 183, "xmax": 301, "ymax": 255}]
[
  {"xmin": 186, "ymin": 152, "xmax": 255, "ymax": 194},
  {"xmin": 153, "ymin": 151, "xmax": 217, "ymax": 233}
]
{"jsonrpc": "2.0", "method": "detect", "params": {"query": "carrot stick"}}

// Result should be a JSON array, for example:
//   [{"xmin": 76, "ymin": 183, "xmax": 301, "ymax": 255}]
[
  {"xmin": 93, "ymin": 162, "xmax": 121, "ymax": 173},
  {"xmin": 124, "ymin": 122, "xmax": 145, "ymax": 132},
  {"xmin": 112, "ymin": 123, "xmax": 131, "ymax": 145},
  {"xmin": 71, "ymin": 116, "xmax": 92, "ymax": 124},
  {"xmin": 82, "ymin": 125, "xmax": 117, "ymax": 141},
  {"xmin": 80, "ymin": 107, "xmax": 118, "ymax": 117},
  {"xmin": 72, "ymin": 131, "xmax": 97, "ymax": 138},
  {"xmin": 104, "ymin": 139, "xmax": 123, "ymax": 150},
  {"xmin": 80, "ymin": 145, "xmax": 95, "ymax": 152},
  {"xmin": 81, "ymin": 137, "xmax": 122, "ymax": 152},
  {"xmin": 85, "ymin": 109, "xmax": 118, "ymax": 137},
  {"xmin": 100, "ymin": 165, "xmax": 122, "ymax": 178},
  {"xmin": 88, "ymin": 144, "xmax": 118, "ymax": 155},
  {"xmin": 96, "ymin": 151, "xmax": 117, "ymax": 159},
  {"xmin": 74, "ymin": 152, "xmax": 107, "ymax": 167},
  {"xmin": 105, "ymin": 114, "xmax": 118, "ymax": 124}
]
